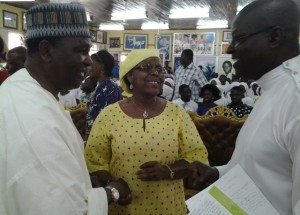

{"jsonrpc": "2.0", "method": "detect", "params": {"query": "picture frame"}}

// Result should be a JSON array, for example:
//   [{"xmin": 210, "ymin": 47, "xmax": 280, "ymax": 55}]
[
  {"xmin": 159, "ymin": 52, "xmax": 165, "ymax": 67},
  {"xmin": 223, "ymin": 31, "xmax": 232, "ymax": 42},
  {"xmin": 156, "ymin": 34, "xmax": 172, "ymax": 61},
  {"xmin": 96, "ymin": 31, "xmax": 104, "ymax": 43},
  {"xmin": 90, "ymin": 30, "xmax": 97, "ymax": 42},
  {"xmin": 22, "ymin": 12, "xmax": 27, "ymax": 31},
  {"xmin": 124, "ymin": 34, "xmax": 147, "ymax": 50},
  {"xmin": 173, "ymin": 32, "xmax": 215, "ymax": 55},
  {"xmin": 221, "ymin": 42, "xmax": 230, "ymax": 55},
  {"xmin": 217, "ymin": 56, "xmax": 236, "ymax": 77},
  {"xmin": 109, "ymin": 37, "xmax": 120, "ymax": 48},
  {"xmin": 3, "ymin": 10, "xmax": 18, "ymax": 29}
]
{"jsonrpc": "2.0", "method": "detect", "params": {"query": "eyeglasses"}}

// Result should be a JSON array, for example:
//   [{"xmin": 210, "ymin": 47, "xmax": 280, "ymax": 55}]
[
  {"xmin": 134, "ymin": 63, "xmax": 164, "ymax": 74},
  {"xmin": 230, "ymin": 26, "xmax": 274, "ymax": 48}
]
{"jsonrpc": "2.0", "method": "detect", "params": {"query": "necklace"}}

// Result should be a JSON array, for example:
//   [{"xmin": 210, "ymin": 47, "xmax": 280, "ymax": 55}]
[{"xmin": 131, "ymin": 97, "xmax": 157, "ymax": 131}]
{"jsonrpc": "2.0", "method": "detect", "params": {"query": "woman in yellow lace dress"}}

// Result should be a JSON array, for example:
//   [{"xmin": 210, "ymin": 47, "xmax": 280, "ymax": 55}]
[{"xmin": 85, "ymin": 49, "xmax": 208, "ymax": 215}]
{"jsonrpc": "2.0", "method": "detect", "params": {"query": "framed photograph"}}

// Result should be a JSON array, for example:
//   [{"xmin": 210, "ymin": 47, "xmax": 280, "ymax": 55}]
[
  {"xmin": 90, "ymin": 30, "xmax": 97, "ymax": 42},
  {"xmin": 109, "ymin": 37, "xmax": 120, "ymax": 48},
  {"xmin": 173, "ymin": 32, "xmax": 215, "ymax": 55},
  {"xmin": 96, "ymin": 31, "xmax": 104, "ymax": 43},
  {"xmin": 221, "ymin": 42, "xmax": 230, "ymax": 55},
  {"xmin": 22, "ymin": 12, "xmax": 27, "ymax": 31},
  {"xmin": 156, "ymin": 34, "xmax": 172, "ymax": 61},
  {"xmin": 217, "ymin": 56, "xmax": 236, "ymax": 78},
  {"xmin": 3, "ymin": 10, "xmax": 18, "ymax": 29},
  {"xmin": 223, "ymin": 31, "xmax": 232, "ymax": 42},
  {"xmin": 194, "ymin": 56, "xmax": 217, "ymax": 81},
  {"xmin": 159, "ymin": 52, "xmax": 165, "ymax": 67},
  {"xmin": 124, "ymin": 34, "xmax": 147, "ymax": 50}
]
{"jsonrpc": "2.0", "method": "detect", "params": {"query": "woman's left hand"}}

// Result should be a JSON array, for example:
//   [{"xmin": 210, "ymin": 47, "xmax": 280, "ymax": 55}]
[{"xmin": 136, "ymin": 161, "xmax": 170, "ymax": 181}]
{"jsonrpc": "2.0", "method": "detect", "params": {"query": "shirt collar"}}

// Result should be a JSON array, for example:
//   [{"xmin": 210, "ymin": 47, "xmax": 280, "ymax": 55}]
[{"xmin": 257, "ymin": 55, "xmax": 300, "ymax": 92}]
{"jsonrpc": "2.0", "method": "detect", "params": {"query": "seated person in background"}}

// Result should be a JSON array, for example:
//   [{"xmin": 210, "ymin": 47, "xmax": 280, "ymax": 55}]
[
  {"xmin": 172, "ymin": 84, "xmax": 198, "ymax": 112},
  {"xmin": 197, "ymin": 84, "xmax": 220, "ymax": 115},
  {"xmin": 80, "ymin": 76, "xmax": 97, "ymax": 103},
  {"xmin": 218, "ymin": 74, "xmax": 231, "ymax": 96},
  {"xmin": 227, "ymin": 86, "xmax": 253, "ymax": 118},
  {"xmin": 5, "ymin": 46, "xmax": 27, "ymax": 76},
  {"xmin": 58, "ymin": 90, "xmax": 79, "ymax": 108},
  {"xmin": 161, "ymin": 77, "xmax": 174, "ymax": 101}
]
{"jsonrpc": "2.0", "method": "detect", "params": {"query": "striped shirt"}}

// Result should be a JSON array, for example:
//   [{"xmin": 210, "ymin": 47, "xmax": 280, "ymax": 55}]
[{"xmin": 173, "ymin": 62, "xmax": 208, "ymax": 101}]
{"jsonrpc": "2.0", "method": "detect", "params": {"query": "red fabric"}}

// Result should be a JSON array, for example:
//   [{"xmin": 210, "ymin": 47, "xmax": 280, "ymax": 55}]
[{"xmin": 0, "ymin": 70, "xmax": 9, "ymax": 84}]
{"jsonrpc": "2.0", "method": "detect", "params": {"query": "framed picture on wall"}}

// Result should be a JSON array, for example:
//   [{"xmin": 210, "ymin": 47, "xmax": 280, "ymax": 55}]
[
  {"xmin": 109, "ymin": 37, "xmax": 120, "ymax": 48},
  {"xmin": 90, "ymin": 30, "xmax": 97, "ymax": 42},
  {"xmin": 96, "ymin": 31, "xmax": 104, "ymax": 43},
  {"xmin": 124, "ymin": 34, "xmax": 147, "ymax": 50},
  {"xmin": 22, "ymin": 12, "xmax": 27, "ymax": 31},
  {"xmin": 221, "ymin": 42, "xmax": 230, "ymax": 55},
  {"xmin": 156, "ymin": 34, "xmax": 172, "ymax": 61},
  {"xmin": 217, "ymin": 56, "xmax": 236, "ymax": 78},
  {"xmin": 223, "ymin": 31, "xmax": 232, "ymax": 42},
  {"xmin": 3, "ymin": 10, "xmax": 18, "ymax": 29},
  {"xmin": 173, "ymin": 32, "xmax": 215, "ymax": 55}
]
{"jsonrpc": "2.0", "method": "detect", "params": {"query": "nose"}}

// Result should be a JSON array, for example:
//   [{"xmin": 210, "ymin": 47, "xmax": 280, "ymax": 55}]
[
  {"xmin": 227, "ymin": 42, "xmax": 235, "ymax": 54},
  {"xmin": 85, "ymin": 55, "xmax": 93, "ymax": 66}
]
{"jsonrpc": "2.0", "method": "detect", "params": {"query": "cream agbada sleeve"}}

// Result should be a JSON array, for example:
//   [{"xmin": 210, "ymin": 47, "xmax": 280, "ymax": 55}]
[{"xmin": 0, "ymin": 70, "xmax": 108, "ymax": 215}]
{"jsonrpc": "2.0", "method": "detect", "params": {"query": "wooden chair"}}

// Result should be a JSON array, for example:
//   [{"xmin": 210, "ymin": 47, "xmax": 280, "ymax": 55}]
[{"xmin": 189, "ymin": 106, "xmax": 248, "ymax": 166}]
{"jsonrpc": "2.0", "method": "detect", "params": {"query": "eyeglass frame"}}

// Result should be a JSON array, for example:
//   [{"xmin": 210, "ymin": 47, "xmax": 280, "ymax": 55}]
[
  {"xmin": 229, "ymin": 26, "xmax": 275, "ymax": 48},
  {"xmin": 133, "ymin": 63, "xmax": 164, "ymax": 74}
]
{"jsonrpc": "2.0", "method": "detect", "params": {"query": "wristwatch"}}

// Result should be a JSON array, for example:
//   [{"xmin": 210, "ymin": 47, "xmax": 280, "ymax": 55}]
[{"xmin": 105, "ymin": 185, "xmax": 120, "ymax": 202}]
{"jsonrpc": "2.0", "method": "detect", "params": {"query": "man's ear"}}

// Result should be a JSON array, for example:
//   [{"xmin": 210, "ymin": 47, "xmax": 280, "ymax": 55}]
[
  {"xmin": 38, "ymin": 40, "xmax": 53, "ymax": 63},
  {"xmin": 269, "ymin": 26, "xmax": 283, "ymax": 48}
]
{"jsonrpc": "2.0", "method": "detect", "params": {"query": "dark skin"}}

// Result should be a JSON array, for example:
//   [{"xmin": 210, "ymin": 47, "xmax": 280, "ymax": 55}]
[
  {"xmin": 6, "ymin": 46, "xmax": 26, "ymax": 75},
  {"xmin": 93, "ymin": 57, "xmax": 196, "ymax": 195},
  {"xmin": 191, "ymin": 0, "xmax": 300, "ymax": 190},
  {"xmin": 25, "ymin": 38, "xmax": 92, "ymax": 99},
  {"xmin": 230, "ymin": 89, "xmax": 244, "ymax": 106},
  {"xmin": 25, "ymin": 37, "xmax": 132, "ymax": 205},
  {"xmin": 180, "ymin": 87, "xmax": 192, "ymax": 102}
]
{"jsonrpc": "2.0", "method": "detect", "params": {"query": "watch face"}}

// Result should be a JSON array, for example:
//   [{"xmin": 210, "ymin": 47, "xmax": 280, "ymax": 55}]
[
  {"xmin": 111, "ymin": 187, "xmax": 120, "ymax": 202},
  {"xmin": 106, "ymin": 186, "xmax": 120, "ymax": 202}
]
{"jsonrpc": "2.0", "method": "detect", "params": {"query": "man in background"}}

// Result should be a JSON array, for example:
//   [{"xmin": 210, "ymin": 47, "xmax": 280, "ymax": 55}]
[
  {"xmin": 191, "ymin": 0, "xmax": 300, "ymax": 214},
  {"xmin": 173, "ymin": 49, "xmax": 208, "ymax": 101},
  {"xmin": 172, "ymin": 84, "xmax": 198, "ymax": 112},
  {"xmin": 5, "ymin": 46, "xmax": 26, "ymax": 76},
  {"xmin": 0, "ymin": 3, "xmax": 131, "ymax": 215}
]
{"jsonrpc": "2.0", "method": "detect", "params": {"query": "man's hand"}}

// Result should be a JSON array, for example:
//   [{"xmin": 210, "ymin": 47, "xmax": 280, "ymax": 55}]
[
  {"xmin": 186, "ymin": 162, "xmax": 219, "ymax": 190},
  {"xmin": 107, "ymin": 178, "xmax": 132, "ymax": 205}
]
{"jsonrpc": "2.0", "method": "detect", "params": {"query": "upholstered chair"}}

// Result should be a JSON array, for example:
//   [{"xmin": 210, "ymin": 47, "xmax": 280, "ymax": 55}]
[{"xmin": 189, "ymin": 106, "xmax": 248, "ymax": 166}]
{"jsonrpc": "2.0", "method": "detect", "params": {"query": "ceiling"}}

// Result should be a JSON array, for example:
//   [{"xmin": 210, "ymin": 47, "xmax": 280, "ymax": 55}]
[{"xmin": 3, "ymin": 0, "xmax": 269, "ymax": 30}]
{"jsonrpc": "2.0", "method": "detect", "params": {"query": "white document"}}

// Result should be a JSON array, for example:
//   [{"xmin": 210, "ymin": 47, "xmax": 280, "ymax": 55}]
[{"xmin": 186, "ymin": 165, "xmax": 279, "ymax": 215}]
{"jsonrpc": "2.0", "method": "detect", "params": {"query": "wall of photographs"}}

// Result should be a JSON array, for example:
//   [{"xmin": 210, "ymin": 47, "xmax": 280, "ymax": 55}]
[{"xmin": 105, "ymin": 29, "xmax": 234, "ymax": 80}]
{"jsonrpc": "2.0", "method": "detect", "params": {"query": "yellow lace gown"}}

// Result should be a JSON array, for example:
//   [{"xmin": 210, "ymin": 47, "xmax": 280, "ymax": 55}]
[{"xmin": 85, "ymin": 102, "xmax": 208, "ymax": 215}]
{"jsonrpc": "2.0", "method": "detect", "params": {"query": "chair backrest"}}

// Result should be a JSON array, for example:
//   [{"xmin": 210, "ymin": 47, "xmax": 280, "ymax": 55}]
[
  {"xmin": 189, "ymin": 106, "xmax": 247, "ymax": 166},
  {"xmin": 65, "ymin": 102, "xmax": 87, "ymax": 139}
]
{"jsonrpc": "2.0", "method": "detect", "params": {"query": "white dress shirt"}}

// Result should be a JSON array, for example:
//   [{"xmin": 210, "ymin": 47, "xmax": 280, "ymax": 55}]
[{"xmin": 217, "ymin": 56, "xmax": 300, "ymax": 215}]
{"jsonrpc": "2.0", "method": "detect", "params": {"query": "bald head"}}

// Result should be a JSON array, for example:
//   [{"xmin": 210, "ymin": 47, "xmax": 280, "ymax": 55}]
[
  {"xmin": 236, "ymin": 0, "xmax": 299, "ymax": 43},
  {"xmin": 6, "ymin": 46, "xmax": 27, "ymax": 75},
  {"xmin": 228, "ymin": 0, "xmax": 300, "ymax": 80}
]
